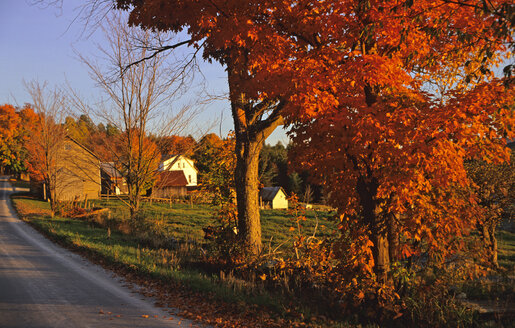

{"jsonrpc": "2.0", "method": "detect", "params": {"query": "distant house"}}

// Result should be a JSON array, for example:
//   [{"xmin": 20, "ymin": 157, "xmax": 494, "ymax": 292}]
[
  {"xmin": 259, "ymin": 187, "xmax": 288, "ymax": 209},
  {"xmin": 100, "ymin": 162, "xmax": 127, "ymax": 195},
  {"xmin": 159, "ymin": 154, "xmax": 197, "ymax": 187},
  {"xmin": 32, "ymin": 137, "xmax": 101, "ymax": 201},
  {"xmin": 152, "ymin": 170, "xmax": 189, "ymax": 198}
]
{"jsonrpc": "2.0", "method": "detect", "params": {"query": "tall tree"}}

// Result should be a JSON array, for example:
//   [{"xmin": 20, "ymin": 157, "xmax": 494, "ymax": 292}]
[
  {"xmin": 115, "ymin": 0, "xmax": 295, "ymax": 255},
  {"xmin": 71, "ymin": 13, "xmax": 196, "ymax": 220},
  {"xmin": 284, "ymin": 1, "xmax": 514, "ymax": 281},
  {"xmin": 24, "ymin": 81, "xmax": 68, "ymax": 216},
  {"xmin": 153, "ymin": 135, "xmax": 197, "ymax": 158},
  {"xmin": 466, "ymin": 145, "xmax": 515, "ymax": 268}
]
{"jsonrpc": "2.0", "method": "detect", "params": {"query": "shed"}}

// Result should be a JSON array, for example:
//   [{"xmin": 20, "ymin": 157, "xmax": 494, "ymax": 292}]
[
  {"xmin": 259, "ymin": 187, "xmax": 288, "ymax": 209},
  {"xmin": 152, "ymin": 170, "xmax": 189, "ymax": 198},
  {"xmin": 100, "ymin": 162, "xmax": 127, "ymax": 195}
]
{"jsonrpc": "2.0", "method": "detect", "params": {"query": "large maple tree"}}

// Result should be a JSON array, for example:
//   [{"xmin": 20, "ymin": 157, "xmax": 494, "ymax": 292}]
[
  {"xmin": 282, "ymin": 1, "xmax": 514, "ymax": 280},
  {"xmin": 114, "ymin": 0, "xmax": 513, "ymax": 261},
  {"xmin": 115, "ymin": 0, "xmax": 294, "ymax": 255}
]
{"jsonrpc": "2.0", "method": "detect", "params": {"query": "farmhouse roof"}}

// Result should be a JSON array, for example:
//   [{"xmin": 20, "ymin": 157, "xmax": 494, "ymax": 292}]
[
  {"xmin": 259, "ymin": 187, "xmax": 285, "ymax": 201},
  {"xmin": 161, "ymin": 154, "xmax": 198, "ymax": 172},
  {"xmin": 157, "ymin": 170, "xmax": 188, "ymax": 187}
]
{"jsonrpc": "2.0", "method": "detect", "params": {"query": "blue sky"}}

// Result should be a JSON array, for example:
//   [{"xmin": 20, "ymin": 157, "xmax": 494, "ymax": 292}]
[{"xmin": 0, "ymin": 0, "xmax": 289, "ymax": 144}]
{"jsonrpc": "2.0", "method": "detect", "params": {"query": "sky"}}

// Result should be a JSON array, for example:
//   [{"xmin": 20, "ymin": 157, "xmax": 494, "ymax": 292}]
[{"xmin": 0, "ymin": 0, "xmax": 289, "ymax": 145}]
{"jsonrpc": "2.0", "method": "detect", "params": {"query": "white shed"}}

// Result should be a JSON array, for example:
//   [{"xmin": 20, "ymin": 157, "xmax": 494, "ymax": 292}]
[
  {"xmin": 259, "ymin": 187, "xmax": 288, "ymax": 209},
  {"xmin": 158, "ymin": 155, "xmax": 198, "ymax": 186}
]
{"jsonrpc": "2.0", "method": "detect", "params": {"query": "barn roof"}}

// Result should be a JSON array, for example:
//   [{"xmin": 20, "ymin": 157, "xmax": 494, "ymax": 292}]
[
  {"xmin": 100, "ymin": 162, "xmax": 122, "ymax": 179},
  {"xmin": 259, "ymin": 187, "xmax": 285, "ymax": 201},
  {"xmin": 157, "ymin": 170, "xmax": 188, "ymax": 188}
]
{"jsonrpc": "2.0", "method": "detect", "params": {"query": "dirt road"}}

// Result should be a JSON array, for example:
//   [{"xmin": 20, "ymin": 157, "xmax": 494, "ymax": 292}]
[{"xmin": 0, "ymin": 177, "xmax": 194, "ymax": 328}]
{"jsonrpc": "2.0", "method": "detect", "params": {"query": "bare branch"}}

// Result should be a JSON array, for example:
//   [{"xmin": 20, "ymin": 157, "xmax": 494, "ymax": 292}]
[{"xmin": 123, "ymin": 39, "xmax": 192, "ymax": 73}]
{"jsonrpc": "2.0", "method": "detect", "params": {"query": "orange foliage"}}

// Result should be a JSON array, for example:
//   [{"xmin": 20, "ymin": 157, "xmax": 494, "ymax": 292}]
[
  {"xmin": 117, "ymin": 129, "xmax": 161, "ymax": 186},
  {"xmin": 0, "ymin": 104, "xmax": 23, "ymax": 171},
  {"xmin": 156, "ymin": 135, "xmax": 196, "ymax": 157},
  {"xmin": 21, "ymin": 107, "xmax": 66, "ymax": 183},
  {"xmin": 0, "ymin": 104, "xmax": 21, "ymax": 141}
]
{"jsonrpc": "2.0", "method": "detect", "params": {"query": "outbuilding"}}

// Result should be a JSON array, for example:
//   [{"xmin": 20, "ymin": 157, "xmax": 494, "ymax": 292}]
[
  {"xmin": 259, "ymin": 186, "xmax": 288, "ymax": 209},
  {"xmin": 152, "ymin": 170, "xmax": 189, "ymax": 198}
]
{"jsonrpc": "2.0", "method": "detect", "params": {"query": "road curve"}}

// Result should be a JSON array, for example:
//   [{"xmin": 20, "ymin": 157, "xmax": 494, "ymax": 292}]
[{"xmin": 0, "ymin": 177, "xmax": 195, "ymax": 328}]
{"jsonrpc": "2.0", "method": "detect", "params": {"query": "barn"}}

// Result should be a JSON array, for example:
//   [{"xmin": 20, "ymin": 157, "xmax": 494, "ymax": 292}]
[{"xmin": 152, "ymin": 170, "xmax": 189, "ymax": 198}]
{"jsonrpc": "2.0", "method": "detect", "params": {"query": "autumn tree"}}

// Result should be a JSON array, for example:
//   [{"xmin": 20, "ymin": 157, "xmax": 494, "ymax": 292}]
[
  {"xmin": 0, "ymin": 104, "xmax": 27, "ymax": 174},
  {"xmin": 197, "ymin": 133, "xmax": 236, "ymax": 206},
  {"xmin": 192, "ymin": 133, "xmax": 223, "ymax": 182},
  {"xmin": 71, "ymin": 13, "xmax": 198, "ymax": 220},
  {"xmin": 113, "ymin": 0, "xmax": 303, "ymax": 255},
  {"xmin": 152, "ymin": 135, "xmax": 197, "ymax": 158},
  {"xmin": 283, "ymin": 1, "xmax": 514, "ymax": 282},
  {"xmin": 64, "ymin": 114, "xmax": 97, "ymax": 144},
  {"xmin": 117, "ymin": 129, "xmax": 161, "ymax": 214}
]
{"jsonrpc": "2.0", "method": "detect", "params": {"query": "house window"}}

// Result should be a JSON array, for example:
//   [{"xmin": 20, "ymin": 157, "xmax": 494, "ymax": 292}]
[
  {"xmin": 183, "ymin": 163, "xmax": 186, "ymax": 168},
  {"xmin": 188, "ymin": 175, "xmax": 191, "ymax": 183}
]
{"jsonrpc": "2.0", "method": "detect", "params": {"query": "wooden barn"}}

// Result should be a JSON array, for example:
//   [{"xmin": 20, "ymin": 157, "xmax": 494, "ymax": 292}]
[{"xmin": 31, "ymin": 137, "xmax": 101, "ymax": 201}]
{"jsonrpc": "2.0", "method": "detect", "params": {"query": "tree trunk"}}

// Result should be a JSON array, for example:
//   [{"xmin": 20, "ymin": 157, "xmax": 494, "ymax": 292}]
[
  {"xmin": 129, "ymin": 193, "xmax": 140, "ymax": 221},
  {"xmin": 373, "ymin": 233, "xmax": 390, "ymax": 282},
  {"xmin": 235, "ymin": 138, "xmax": 263, "ymax": 255},
  {"xmin": 357, "ymin": 176, "xmax": 390, "ymax": 282},
  {"xmin": 479, "ymin": 222, "xmax": 498, "ymax": 268},
  {"xmin": 388, "ymin": 214, "xmax": 399, "ymax": 262},
  {"xmin": 488, "ymin": 225, "xmax": 499, "ymax": 268},
  {"xmin": 226, "ymin": 57, "xmax": 284, "ymax": 257}
]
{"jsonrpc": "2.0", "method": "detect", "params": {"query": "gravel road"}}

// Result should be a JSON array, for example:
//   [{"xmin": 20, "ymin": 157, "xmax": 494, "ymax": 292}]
[{"xmin": 0, "ymin": 177, "xmax": 195, "ymax": 328}]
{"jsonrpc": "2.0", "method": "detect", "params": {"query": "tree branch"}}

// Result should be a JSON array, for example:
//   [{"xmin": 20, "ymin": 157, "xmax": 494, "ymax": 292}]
[{"xmin": 123, "ymin": 39, "xmax": 192, "ymax": 72}]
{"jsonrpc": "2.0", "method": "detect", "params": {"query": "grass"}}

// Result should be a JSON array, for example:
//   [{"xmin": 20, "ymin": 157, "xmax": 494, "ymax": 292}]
[
  {"xmin": 14, "ymin": 192, "xmax": 514, "ymax": 327},
  {"xmin": 90, "ymin": 198, "xmax": 338, "ymax": 251},
  {"xmin": 497, "ymin": 230, "xmax": 515, "ymax": 272},
  {"xmin": 456, "ymin": 230, "xmax": 515, "ymax": 308}
]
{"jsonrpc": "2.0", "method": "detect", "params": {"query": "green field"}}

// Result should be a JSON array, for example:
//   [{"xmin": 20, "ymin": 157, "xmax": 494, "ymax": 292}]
[
  {"xmin": 89, "ymin": 198, "xmax": 338, "ymax": 251},
  {"xmin": 498, "ymin": 230, "xmax": 515, "ymax": 272}
]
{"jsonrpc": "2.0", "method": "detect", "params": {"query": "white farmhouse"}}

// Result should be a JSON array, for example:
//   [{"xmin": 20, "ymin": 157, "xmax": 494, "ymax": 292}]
[{"xmin": 158, "ymin": 155, "xmax": 198, "ymax": 187}]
